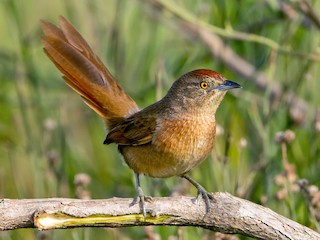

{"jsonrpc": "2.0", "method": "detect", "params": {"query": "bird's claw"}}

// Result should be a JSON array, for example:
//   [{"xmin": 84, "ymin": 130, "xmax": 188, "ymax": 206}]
[
  {"xmin": 182, "ymin": 175, "xmax": 214, "ymax": 214},
  {"xmin": 192, "ymin": 187, "xmax": 213, "ymax": 212},
  {"xmin": 130, "ymin": 186, "xmax": 153, "ymax": 218}
]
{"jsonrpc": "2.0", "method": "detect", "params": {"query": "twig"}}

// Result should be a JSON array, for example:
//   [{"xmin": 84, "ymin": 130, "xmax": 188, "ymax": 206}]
[
  {"xmin": 147, "ymin": 0, "xmax": 320, "ymax": 62},
  {"xmin": 296, "ymin": 0, "xmax": 320, "ymax": 29},
  {"xmin": 145, "ymin": 0, "xmax": 317, "ymax": 118},
  {"xmin": 1, "ymin": 194, "xmax": 319, "ymax": 240}
]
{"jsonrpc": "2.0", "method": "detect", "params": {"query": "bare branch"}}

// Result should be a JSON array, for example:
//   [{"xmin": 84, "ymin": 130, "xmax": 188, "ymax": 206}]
[
  {"xmin": 145, "ymin": 0, "xmax": 317, "ymax": 124},
  {"xmin": 146, "ymin": 0, "xmax": 320, "ymax": 62},
  {"xmin": 1, "ymin": 193, "xmax": 319, "ymax": 239},
  {"xmin": 296, "ymin": 0, "xmax": 320, "ymax": 29}
]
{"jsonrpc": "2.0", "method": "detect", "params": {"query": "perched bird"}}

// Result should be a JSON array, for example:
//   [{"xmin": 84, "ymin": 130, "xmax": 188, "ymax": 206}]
[{"xmin": 41, "ymin": 16, "xmax": 241, "ymax": 217}]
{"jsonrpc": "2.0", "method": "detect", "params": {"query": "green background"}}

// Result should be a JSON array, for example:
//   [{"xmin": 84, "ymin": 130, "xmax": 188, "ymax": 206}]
[{"xmin": 1, "ymin": 0, "xmax": 320, "ymax": 239}]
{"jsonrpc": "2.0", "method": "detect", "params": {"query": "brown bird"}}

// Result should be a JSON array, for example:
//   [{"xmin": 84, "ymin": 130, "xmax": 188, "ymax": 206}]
[{"xmin": 41, "ymin": 16, "xmax": 241, "ymax": 217}]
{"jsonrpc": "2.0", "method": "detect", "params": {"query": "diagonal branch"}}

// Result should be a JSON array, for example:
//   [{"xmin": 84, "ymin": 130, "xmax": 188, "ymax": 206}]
[
  {"xmin": 1, "ymin": 193, "xmax": 319, "ymax": 240},
  {"xmin": 296, "ymin": 0, "xmax": 320, "ymax": 29},
  {"xmin": 145, "ymin": 0, "xmax": 316, "ymax": 122},
  {"xmin": 146, "ymin": 0, "xmax": 320, "ymax": 62}
]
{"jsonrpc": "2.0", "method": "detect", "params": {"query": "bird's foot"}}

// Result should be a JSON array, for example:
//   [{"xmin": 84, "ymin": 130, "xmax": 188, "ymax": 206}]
[
  {"xmin": 193, "ymin": 186, "xmax": 214, "ymax": 213},
  {"xmin": 182, "ymin": 175, "xmax": 214, "ymax": 213},
  {"xmin": 130, "ymin": 186, "xmax": 153, "ymax": 218}
]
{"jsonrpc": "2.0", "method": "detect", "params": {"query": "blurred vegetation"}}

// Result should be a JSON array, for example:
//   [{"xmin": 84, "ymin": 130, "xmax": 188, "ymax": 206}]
[{"xmin": 1, "ymin": 0, "xmax": 320, "ymax": 239}]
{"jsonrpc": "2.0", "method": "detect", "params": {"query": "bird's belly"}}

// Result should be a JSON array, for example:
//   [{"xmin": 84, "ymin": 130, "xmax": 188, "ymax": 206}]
[{"xmin": 120, "ymin": 118, "xmax": 216, "ymax": 178}]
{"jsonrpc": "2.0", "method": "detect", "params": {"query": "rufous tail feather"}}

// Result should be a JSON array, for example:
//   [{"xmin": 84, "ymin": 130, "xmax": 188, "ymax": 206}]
[{"xmin": 41, "ymin": 16, "xmax": 139, "ymax": 128}]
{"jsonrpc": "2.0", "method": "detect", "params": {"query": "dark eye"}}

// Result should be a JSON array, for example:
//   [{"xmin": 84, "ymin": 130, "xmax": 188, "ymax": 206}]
[{"xmin": 200, "ymin": 81, "xmax": 209, "ymax": 89}]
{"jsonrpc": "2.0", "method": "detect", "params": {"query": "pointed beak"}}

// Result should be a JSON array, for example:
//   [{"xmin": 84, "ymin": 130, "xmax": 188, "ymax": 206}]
[{"xmin": 215, "ymin": 80, "xmax": 241, "ymax": 91}]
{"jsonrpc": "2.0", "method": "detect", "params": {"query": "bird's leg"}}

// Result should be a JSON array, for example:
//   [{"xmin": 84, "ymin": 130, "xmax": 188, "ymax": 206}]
[
  {"xmin": 130, "ymin": 173, "xmax": 152, "ymax": 218},
  {"xmin": 182, "ymin": 175, "xmax": 213, "ymax": 213}
]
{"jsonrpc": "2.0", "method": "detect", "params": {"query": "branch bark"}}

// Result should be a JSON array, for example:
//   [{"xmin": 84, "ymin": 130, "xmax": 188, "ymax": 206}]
[{"xmin": 1, "ymin": 193, "xmax": 319, "ymax": 240}]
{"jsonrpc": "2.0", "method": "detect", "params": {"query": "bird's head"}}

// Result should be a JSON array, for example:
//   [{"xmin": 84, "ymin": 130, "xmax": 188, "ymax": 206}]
[{"xmin": 165, "ymin": 69, "xmax": 241, "ymax": 115}]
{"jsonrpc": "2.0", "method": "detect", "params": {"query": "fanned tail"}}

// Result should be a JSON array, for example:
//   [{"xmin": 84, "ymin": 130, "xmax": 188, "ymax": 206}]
[{"xmin": 41, "ymin": 16, "xmax": 139, "ymax": 128}]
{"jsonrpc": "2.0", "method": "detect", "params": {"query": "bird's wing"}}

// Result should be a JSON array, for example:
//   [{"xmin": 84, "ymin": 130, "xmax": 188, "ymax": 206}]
[{"xmin": 104, "ymin": 114, "xmax": 157, "ymax": 146}]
